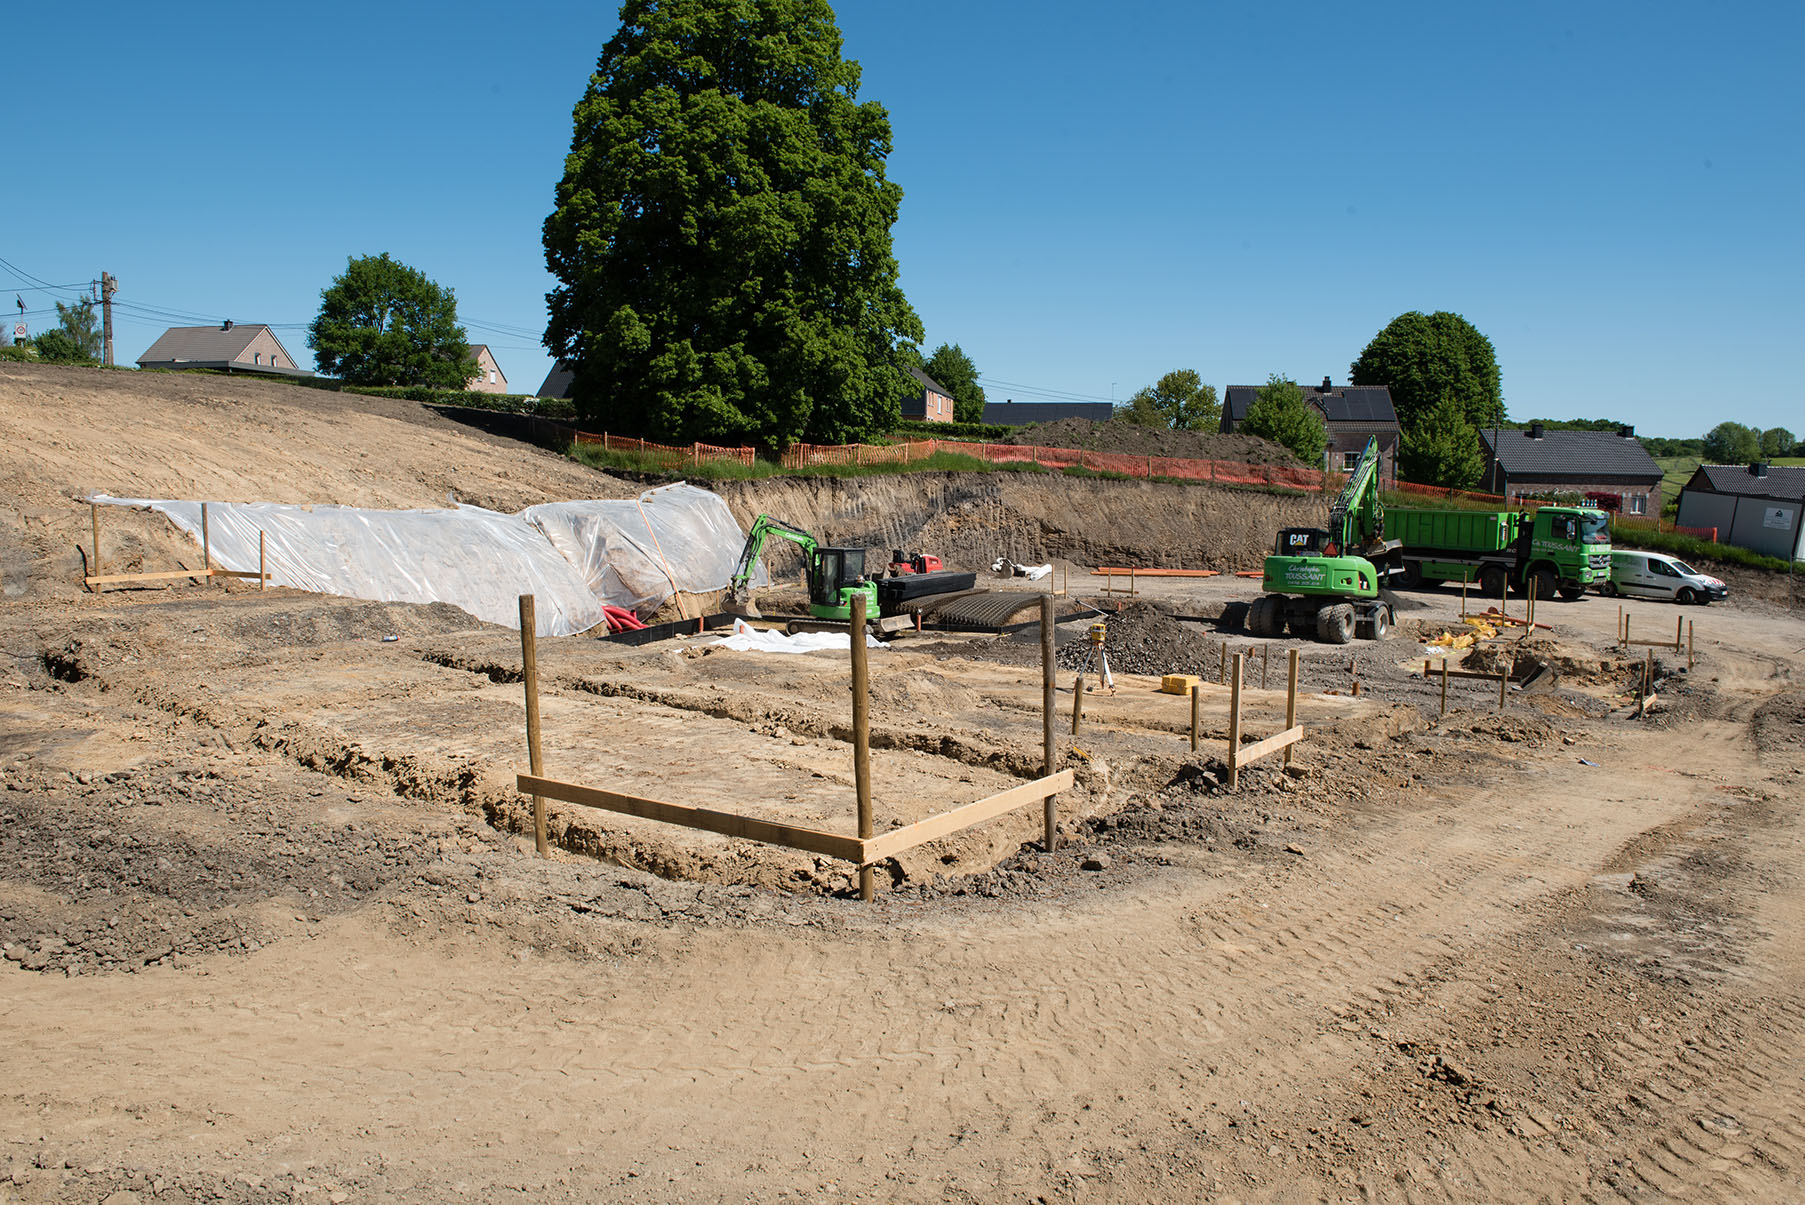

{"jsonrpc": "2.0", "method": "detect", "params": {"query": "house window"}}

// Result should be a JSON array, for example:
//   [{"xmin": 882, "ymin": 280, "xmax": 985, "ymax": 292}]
[
  {"xmin": 253, "ymin": 353, "xmax": 261, "ymax": 365},
  {"xmin": 489, "ymin": 370, "xmax": 497, "ymax": 384},
  {"xmin": 1342, "ymin": 450, "xmax": 1359, "ymax": 471},
  {"xmin": 271, "ymin": 355, "xmax": 280, "ymax": 367},
  {"xmin": 1628, "ymin": 494, "xmax": 1646, "ymax": 515}
]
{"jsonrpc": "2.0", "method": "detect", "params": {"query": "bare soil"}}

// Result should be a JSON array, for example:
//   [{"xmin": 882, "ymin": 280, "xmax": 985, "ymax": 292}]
[{"xmin": 4, "ymin": 364, "xmax": 1805, "ymax": 1204}]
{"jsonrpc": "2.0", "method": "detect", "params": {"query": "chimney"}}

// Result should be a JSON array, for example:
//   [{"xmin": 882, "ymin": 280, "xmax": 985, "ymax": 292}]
[
  {"xmin": 1321, "ymin": 376, "xmax": 1332, "ymax": 392},
  {"xmin": 1618, "ymin": 424, "xmax": 1634, "ymax": 438},
  {"xmin": 1529, "ymin": 422, "xmax": 1544, "ymax": 439},
  {"xmin": 1750, "ymin": 461, "xmax": 1769, "ymax": 477},
  {"xmin": 221, "ymin": 319, "xmax": 233, "ymax": 331}
]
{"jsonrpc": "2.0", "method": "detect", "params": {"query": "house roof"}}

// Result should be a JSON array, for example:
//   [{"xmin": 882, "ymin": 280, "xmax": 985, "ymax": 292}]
[
  {"xmin": 907, "ymin": 365, "xmax": 951, "ymax": 395},
  {"xmin": 1480, "ymin": 428, "xmax": 1662, "ymax": 482},
  {"xmin": 537, "ymin": 360, "xmax": 575, "ymax": 399},
  {"xmin": 1222, "ymin": 383, "xmax": 1397, "ymax": 425},
  {"xmin": 982, "ymin": 401, "xmax": 1115, "ymax": 426},
  {"xmin": 1687, "ymin": 463, "xmax": 1805, "ymax": 502},
  {"xmin": 137, "ymin": 323, "xmax": 302, "ymax": 370}
]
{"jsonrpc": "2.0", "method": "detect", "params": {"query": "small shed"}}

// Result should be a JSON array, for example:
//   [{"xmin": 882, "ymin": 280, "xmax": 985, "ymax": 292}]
[{"xmin": 1676, "ymin": 463, "xmax": 1805, "ymax": 561}]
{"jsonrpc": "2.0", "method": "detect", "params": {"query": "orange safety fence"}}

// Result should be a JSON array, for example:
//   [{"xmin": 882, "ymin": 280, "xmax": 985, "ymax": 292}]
[
  {"xmin": 574, "ymin": 432, "xmax": 756, "ymax": 466},
  {"xmin": 1612, "ymin": 514, "xmax": 1718, "ymax": 542}
]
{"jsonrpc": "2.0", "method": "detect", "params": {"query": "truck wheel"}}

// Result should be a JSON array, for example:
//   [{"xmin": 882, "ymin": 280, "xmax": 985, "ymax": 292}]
[
  {"xmin": 1676, "ymin": 587, "xmax": 1697, "ymax": 605},
  {"xmin": 1599, "ymin": 579, "xmax": 1618, "ymax": 597},
  {"xmin": 1479, "ymin": 565, "xmax": 1507, "ymax": 598},
  {"xmin": 1398, "ymin": 560, "xmax": 1422, "ymax": 589},
  {"xmin": 1558, "ymin": 583, "xmax": 1587, "ymax": 601},
  {"xmin": 1529, "ymin": 568, "xmax": 1558, "ymax": 603},
  {"xmin": 1316, "ymin": 603, "xmax": 1355, "ymax": 645}
]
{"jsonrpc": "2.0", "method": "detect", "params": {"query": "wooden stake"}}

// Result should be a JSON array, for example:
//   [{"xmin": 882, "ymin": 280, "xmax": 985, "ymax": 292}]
[
  {"xmin": 1688, "ymin": 621, "xmax": 1694, "ymax": 671},
  {"xmin": 1071, "ymin": 673, "xmax": 1085, "ymax": 734},
  {"xmin": 1226, "ymin": 653, "xmax": 1244, "ymax": 790},
  {"xmin": 201, "ymin": 502, "xmax": 211, "ymax": 586},
  {"xmin": 1498, "ymin": 664, "xmax": 1508, "ymax": 709},
  {"xmin": 1638, "ymin": 653, "xmax": 1650, "ymax": 719},
  {"xmin": 1460, "ymin": 576, "xmax": 1469, "ymax": 618},
  {"xmin": 1675, "ymin": 614, "xmax": 1684, "ymax": 652},
  {"xmin": 1617, "ymin": 603, "xmax": 1623, "ymax": 642},
  {"xmin": 1189, "ymin": 683, "xmax": 1200, "ymax": 752},
  {"xmin": 1283, "ymin": 649, "xmax": 1299, "ymax": 768},
  {"xmin": 850, "ymin": 594, "xmax": 874, "ymax": 901},
  {"xmin": 258, "ymin": 530, "xmax": 266, "ymax": 590},
  {"xmin": 1624, "ymin": 614, "xmax": 1630, "ymax": 646},
  {"xmin": 90, "ymin": 502, "xmax": 100, "ymax": 585},
  {"xmin": 518, "ymin": 595, "xmax": 548, "ymax": 858},
  {"xmin": 1040, "ymin": 596, "xmax": 1057, "ymax": 852},
  {"xmin": 1440, "ymin": 659, "xmax": 1449, "ymax": 717},
  {"xmin": 1262, "ymin": 644, "xmax": 1270, "ymax": 690},
  {"xmin": 1219, "ymin": 642, "xmax": 1227, "ymax": 684}
]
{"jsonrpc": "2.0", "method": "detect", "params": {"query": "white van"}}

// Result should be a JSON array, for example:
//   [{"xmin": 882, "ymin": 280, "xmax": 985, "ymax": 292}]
[{"xmin": 1602, "ymin": 551, "xmax": 1727, "ymax": 604}]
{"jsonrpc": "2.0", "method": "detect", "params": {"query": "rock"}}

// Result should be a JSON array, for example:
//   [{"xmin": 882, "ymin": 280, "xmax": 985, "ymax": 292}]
[
  {"xmin": 1080, "ymin": 855, "xmax": 1111, "ymax": 872},
  {"xmin": 1284, "ymin": 844, "xmax": 1305, "ymax": 856},
  {"xmin": 102, "ymin": 1192, "xmax": 144, "ymax": 1205}
]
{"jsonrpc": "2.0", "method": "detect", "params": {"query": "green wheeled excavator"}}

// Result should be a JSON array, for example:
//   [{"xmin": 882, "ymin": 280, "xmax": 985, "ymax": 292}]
[{"xmin": 1246, "ymin": 436, "xmax": 1404, "ymax": 644}]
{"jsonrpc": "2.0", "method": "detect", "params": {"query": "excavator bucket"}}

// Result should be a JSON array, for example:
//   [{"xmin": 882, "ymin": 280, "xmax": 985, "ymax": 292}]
[{"xmin": 721, "ymin": 587, "xmax": 761, "ymax": 618}]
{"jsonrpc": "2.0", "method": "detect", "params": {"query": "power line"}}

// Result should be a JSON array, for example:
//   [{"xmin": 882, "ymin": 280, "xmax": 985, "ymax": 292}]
[{"xmin": 977, "ymin": 375, "xmax": 1115, "ymax": 405}]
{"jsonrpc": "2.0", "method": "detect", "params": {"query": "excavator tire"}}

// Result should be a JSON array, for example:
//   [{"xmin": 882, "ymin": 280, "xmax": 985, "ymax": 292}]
[
  {"xmin": 1247, "ymin": 594, "xmax": 1282, "ymax": 637},
  {"xmin": 1316, "ymin": 602, "xmax": 1355, "ymax": 645}
]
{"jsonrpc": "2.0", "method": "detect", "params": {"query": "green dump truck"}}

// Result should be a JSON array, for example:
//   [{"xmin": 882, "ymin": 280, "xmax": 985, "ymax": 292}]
[{"xmin": 1389, "ymin": 506, "xmax": 1611, "ymax": 600}]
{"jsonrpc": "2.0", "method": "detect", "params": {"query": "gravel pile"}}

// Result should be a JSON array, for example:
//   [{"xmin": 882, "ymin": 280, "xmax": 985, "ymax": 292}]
[{"xmin": 1055, "ymin": 602, "xmax": 1221, "ymax": 677}]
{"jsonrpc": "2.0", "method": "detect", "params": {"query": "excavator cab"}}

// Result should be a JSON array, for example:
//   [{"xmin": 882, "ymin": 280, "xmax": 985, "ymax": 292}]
[
  {"xmin": 1276, "ymin": 528, "xmax": 1330, "ymax": 557},
  {"xmin": 808, "ymin": 547, "xmax": 869, "ymax": 612}
]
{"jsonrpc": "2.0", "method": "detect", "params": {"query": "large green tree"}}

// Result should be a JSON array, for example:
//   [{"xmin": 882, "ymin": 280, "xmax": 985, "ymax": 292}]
[
  {"xmin": 308, "ymin": 254, "xmax": 475, "ymax": 388},
  {"xmin": 1350, "ymin": 311, "xmax": 1503, "ymax": 432},
  {"xmin": 1120, "ymin": 369, "xmax": 1220, "ymax": 430},
  {"xmin": 36, "ymin": 299, "xmax": 101, "ymax": 363},
  {"xmin": 923, "ymin": 343, "xmax": 986, "ymax": 423},
  {"xmin": 1702, "ymin": 421, "xmax": 1762, "ymax": 464},
  {"xmin": 1241, "ymin": 375, "xmax": 1327, "ymax": 465},
  {"xmin": 543, "ymin": 0, "xmax": 922, "ymax": 450},
  {"xmin": 1398, "ymin": 392, "xmax": 1487, "ymax": 489},
  {"xmin": 1760, "ymin": 426, "xmax": 1796, "ymax": 457}
]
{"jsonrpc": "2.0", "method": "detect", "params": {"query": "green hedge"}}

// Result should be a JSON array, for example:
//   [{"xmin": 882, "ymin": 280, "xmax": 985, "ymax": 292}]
[
  {"xmin": 346, "ymin": 385, "xmax": 577, "ymax": 420},
  {"xmin": 1609, "ymin": 522, "xmax": 1795, "ymax": 573},
  {"xmin": 890, "ymin": 417, "xmax": 1017, "ymax": 442}
]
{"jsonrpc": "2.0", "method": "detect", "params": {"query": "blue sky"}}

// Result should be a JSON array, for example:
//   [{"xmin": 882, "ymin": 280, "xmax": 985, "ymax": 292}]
[{"xmin": 8, "ymin": 1, "xmax": 1800, "ymax": 438}]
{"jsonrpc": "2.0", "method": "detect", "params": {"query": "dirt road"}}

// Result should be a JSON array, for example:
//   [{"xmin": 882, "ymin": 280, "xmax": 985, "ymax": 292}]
[{"xmin": 3, "ymin": 366, "xmax": 1804, "ymax": 1203}]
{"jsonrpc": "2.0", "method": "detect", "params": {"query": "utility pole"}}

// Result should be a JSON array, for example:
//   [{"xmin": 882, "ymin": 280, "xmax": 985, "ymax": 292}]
[{"xmin": 100, "ymin": 272, "xmax": 117, "ymax": 368}]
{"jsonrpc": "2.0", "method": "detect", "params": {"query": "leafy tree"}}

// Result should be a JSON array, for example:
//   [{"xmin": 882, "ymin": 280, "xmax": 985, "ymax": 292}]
[
  {"xmin": 1399, "ymin": 392, "xmax": 1486, "ymax": 489},
  {"xmin": 40, "ymin": 299, "xmax": 101, "ymax": 363},
  {"xmin": 1350, "ymin": 311, "xmax": 1503, "ymax": 431},
  {"xmin": 1641, "ymin": 435, "xmax": 1704, "ymax": 458},
  {"xmin": 543, "ymin": 0, "xmax": 922, "ymax": 451},
  {"xmin": 923, "ymin": 343, "xmax": 986, "ymax": 424},
  {"xmin": 1241, "ymin": 375, "xmax": 1327, "ymax": 465},
  {"xmin": 307, "ymin": 253, "xmax": 476, "ymax": 388},
  {"xmin": 1701, "ymin": 421, "xmax": 1762, "ymax": 464},
  {"xmin": 1115, "ymin": 392, "xmax": 1164, "ymax": 426},
  {"xmin": 1760, "ymin": 426, "xmax": 1796, "ymax": 457},
  {"xmin": 1121, "ymin": 369, "xmax": 1220, "ymax": 431}
]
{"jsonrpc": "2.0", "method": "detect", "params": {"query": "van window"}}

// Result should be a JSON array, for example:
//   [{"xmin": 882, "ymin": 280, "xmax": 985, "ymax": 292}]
[{"xmin": 1648, "ymin": 559, "xmax": 1677, "ymax": 577}]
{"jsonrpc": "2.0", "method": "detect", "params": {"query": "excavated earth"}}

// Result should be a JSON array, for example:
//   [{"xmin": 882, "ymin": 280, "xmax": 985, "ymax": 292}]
[{"xmin": 3, "ymin": 362, "xmax": 1805, "ymax": 1204}]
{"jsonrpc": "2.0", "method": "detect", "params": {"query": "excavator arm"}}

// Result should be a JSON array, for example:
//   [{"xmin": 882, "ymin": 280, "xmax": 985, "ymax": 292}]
[
  {"xmin": 1328, "ymin": 436, "xmax": 1386, "ymax": 553},
  {"xmin": 726, "ymin": 514, "xmax": 818, "ymax": 613}
]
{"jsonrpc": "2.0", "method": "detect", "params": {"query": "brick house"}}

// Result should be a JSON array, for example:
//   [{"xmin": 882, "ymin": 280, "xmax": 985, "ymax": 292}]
[
  {"xmin": 1479, "ymin": 425, "xmax": 1664, "ymax": 514},
  {"xmin": 1676, "ymin": 463, "xmax": 1805, "ymax": 560},
  {"xmin": 466, "ymin": 345, "xmax": 509, "ymax": 394},
  {"xmin": 901, "ymin": 366, "xmax": 956, "ymax": 423},
  {"xmin": 137, "ymin": 322, "xmax": 310, "ymax": 377},
  {"xmin": 1221, "ymin": 378, "xmax": 1400, "ymax": 481}
]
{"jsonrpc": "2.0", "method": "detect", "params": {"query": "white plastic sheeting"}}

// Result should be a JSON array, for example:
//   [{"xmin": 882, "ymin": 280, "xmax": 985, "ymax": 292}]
[
  {"xmin": 92, "ymin": 483, "xmax": 766, "ymax": 638},
  {"xmin": 707, "ymin": 618, "xmax": 884, "ymax": 654}
]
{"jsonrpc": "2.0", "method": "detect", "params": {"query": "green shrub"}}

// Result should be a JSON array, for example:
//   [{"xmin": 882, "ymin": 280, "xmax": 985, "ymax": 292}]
[
  {"xmin": 0, "ymin": 344, "xmax": 36, "ymax": 363},
  {"xmin": 345, "ymin": 385, "xmax": 576, "ymax": 420},
  {"xmin": 890, "ymin": 418, "xmax": 1015, "ymax": 441},
  {"xmin": 1609, "ymin": 523, "xmax": 1794, "ymax": 572}
]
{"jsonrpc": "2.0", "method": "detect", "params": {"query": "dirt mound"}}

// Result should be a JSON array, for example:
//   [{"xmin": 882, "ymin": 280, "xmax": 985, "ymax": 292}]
[
  {"xmin": 1752, "ymin": 691, "xmax": 1805, "ymax": 753},
  {"xmin": 1055, "ymin": 602, "xmax": 1220, "ymax": 677},
  {"xmin": 1462, "ymin": 636, "xmax": 1650, "ymax": 688},
  {"xmin": 1000, "ymin": 417, "xmax": 1297, "ymax": 465}
]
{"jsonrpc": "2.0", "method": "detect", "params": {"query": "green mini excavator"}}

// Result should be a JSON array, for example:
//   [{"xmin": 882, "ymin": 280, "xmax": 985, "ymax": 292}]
[
  {"xmin": 724, "ymin": 514, "xmax": 879, "ymax": 623},
  {"xmin": 1246, "ymin": 437, "xmax": 1403, "ymax": 644}
]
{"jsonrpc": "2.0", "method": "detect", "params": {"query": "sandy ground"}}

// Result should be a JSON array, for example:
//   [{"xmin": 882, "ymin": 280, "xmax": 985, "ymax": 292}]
[{"xmin": 3, "ymin": 365, "xmax": 1805, "ymax": 1203}]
